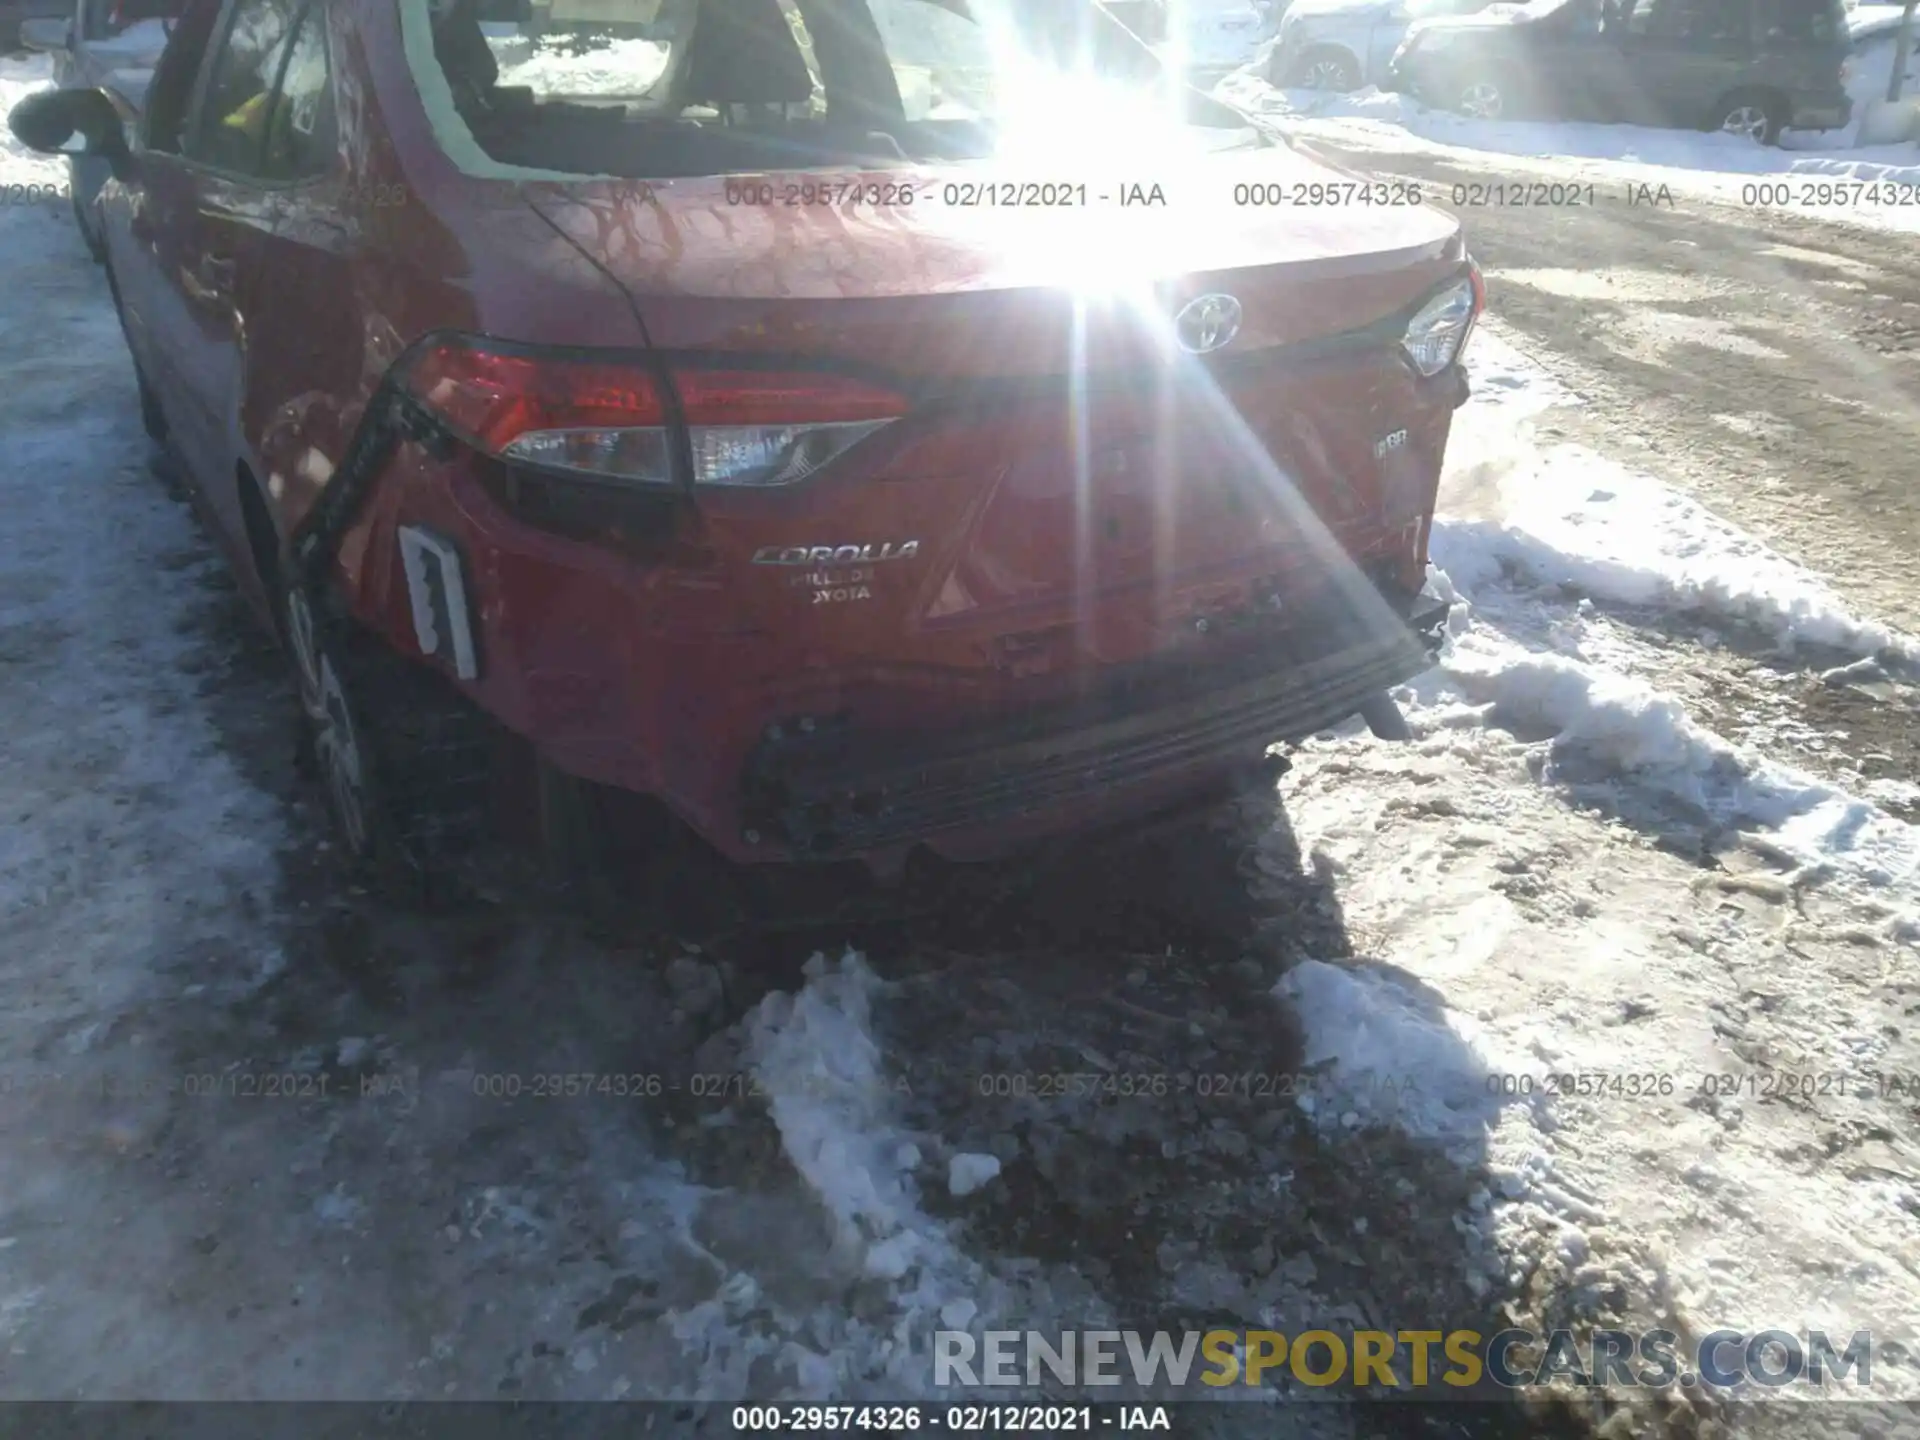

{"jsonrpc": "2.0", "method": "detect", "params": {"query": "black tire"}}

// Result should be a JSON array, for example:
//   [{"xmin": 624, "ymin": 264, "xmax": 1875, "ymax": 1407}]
[
  {"xmin": 1283, "ymin": 46, "xmax": 1363, "ymax": 91},
  {"xmin": 1710, "ymin": 89, "xmax": 1784, "ymax": 145},
  {"xmin": 281, "ymin": 579, "xmax": 419, "ymax": 894},
  {"xmin": 274, "ymin": 563, "xmax": 503, "ymax": 903}
]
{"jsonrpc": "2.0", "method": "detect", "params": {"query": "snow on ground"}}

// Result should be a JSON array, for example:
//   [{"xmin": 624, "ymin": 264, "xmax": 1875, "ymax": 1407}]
[
  {"xmin": 0, "ymin": 56, "xmax": 285, "ymax": 1047},
  {"xmin": 1216, "ymin": 21, "xmax": 1920, "ymax": 232},
  {"xmin": 1424, "ymin": 328, "xmax": 1920, "ymax": 917},
  {"xmin": 8, "ymin": 36, "xmax": 1920, "ymax": 1427},
  {"xmin": 1268, "ymin": 322, "xmax": 1920, "ymax": 1404}
]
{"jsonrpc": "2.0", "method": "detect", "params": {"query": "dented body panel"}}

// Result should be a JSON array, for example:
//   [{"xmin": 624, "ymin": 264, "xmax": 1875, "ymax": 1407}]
[{"xmin": 90, "ymin": 0, "xmax": 1475, "ymax": 869}]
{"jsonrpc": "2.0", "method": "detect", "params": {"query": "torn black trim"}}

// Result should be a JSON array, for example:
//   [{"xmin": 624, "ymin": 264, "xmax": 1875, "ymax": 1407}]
[
  {"xmin": 290, "ymin": 377, "xmax": 453, "ymax": 596},
  {"xmin": 743, "ymin": 579, "xmax": 1451, "ymax": 857}
]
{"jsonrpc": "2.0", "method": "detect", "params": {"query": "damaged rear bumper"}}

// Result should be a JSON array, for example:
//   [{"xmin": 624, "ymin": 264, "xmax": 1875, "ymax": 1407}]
[{"xmin": 744, "ymin": 580, "xmax": 1451, "ymax": 859}]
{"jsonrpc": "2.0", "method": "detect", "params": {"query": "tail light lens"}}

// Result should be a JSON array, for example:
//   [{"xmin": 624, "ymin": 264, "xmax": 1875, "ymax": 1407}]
[
  {"xmin": 1400, "ymin": 263, "xmax": 1483, "ymax": 378},
  {"xmin": 402, "ymin": 340, "xmax": 907, "ymax": 488}
]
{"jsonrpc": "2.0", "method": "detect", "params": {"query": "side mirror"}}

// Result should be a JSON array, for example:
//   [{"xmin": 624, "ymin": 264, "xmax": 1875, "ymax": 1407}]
[
  {"xmin": 18, "ymin": 18, "xmax": 73, "ymax": 51},
  {"xmin": 8, "ymin": 89, "xmax": 132, "ymax": 176}
]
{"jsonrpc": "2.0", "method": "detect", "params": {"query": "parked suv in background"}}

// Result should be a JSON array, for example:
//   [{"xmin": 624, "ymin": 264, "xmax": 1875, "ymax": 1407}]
[
  {"xmin": 1388, "ymin": 0, "xmax": 1852, "ymax": 140},
  {"xmin": 21, "ymin": 0, "xmax": 173, "ymax": 260},
  {"xmin": 1268, "ymin": 0, "xmax": 1518, "ymax": 90}
]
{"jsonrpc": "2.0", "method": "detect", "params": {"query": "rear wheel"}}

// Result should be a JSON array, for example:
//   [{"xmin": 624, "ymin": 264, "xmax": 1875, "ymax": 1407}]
[
  {"xmin": 283, "ymin": 581, "xmax": 405, "ymax": 880},
  {"xmin": 1711, "ymin": 90, "xmax": 1783, "ymax": 145},
  {"xmin": 268, "ymin": 546, "xmax": 505, "ymax": 902},
  {"xmin": 1285, "ymin": 46, "xmax": 1362, "ymax": 91}
]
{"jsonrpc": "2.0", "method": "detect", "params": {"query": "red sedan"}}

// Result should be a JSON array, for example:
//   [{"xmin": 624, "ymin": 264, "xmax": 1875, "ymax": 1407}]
[{"xmin": 12, "ymin": 0, "xmax": 1481, "ymax": 883}]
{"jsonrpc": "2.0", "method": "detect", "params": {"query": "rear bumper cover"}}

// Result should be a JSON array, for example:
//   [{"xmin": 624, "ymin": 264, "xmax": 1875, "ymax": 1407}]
[{"xmin": 744, "ymin": 579, "xmax": 1451, "ymax": 858}]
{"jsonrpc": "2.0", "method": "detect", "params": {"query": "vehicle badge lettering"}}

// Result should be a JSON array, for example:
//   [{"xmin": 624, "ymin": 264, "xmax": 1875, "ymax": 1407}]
[
  {"xmin": 753, "ymin": 541, "xmax": 920, "ymax": 566},
  {"xmin": 1174, "ymin": 294, "xmax": 1242, "ymax": 355}
]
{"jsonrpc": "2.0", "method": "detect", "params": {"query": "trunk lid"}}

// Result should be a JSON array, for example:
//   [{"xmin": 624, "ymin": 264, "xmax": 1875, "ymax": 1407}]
[{"xmin": 516, "ymin": 139, "xmax": 1462, "ymax": 689}]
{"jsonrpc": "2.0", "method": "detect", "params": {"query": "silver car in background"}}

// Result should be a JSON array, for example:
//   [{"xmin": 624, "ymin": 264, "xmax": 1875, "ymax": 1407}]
[{"xmin": 1268, "ymin": 0, "xmax": 1523, "ymax": 88}]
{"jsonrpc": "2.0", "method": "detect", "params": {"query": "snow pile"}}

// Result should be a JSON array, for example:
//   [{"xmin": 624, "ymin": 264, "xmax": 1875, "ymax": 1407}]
[
  {"xmin": 1274, "ymin": 959, "xmax": 1511, "ymax": 1141},
  {"xmin": 1408, "ymin": 334, "xmax": 1920, "ymax": 917},
  {"xmin": 490, "ymin": 36, "xmax": 675, "ymax": 97},
  {"xmin": 1432, "ymin": 454, "xmax": 1920, "ymax": 669},
  {"xmin": 744, "ymin": 950, "xmax": 996, "ymax": 1392},
  {"xmin": 746, "ymin": 951, "xmax": 930, "ymax": 1279},
  {"xmin": 1433, "ymin": 625, "xmax": 1920, "ymax": 895},
  {"xmin": 946, "ymin": 1153, "xmax": 1001, "ymax": 1197}
]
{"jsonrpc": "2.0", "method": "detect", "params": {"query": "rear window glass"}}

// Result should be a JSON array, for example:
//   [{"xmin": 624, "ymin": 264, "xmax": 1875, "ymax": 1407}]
[
  {"xmin": 408, "ymin": 0, "xmax": 1260, "ymax": 179},
  {"xmin": 1751, "ymin": 0, "xmax": 1841, "ymax": 43}
]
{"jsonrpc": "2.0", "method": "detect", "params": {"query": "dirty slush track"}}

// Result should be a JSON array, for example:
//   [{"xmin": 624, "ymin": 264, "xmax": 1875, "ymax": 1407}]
[{"xmin": 3, "ymin": 131, "xmax": 1917, "ymax": 1440}]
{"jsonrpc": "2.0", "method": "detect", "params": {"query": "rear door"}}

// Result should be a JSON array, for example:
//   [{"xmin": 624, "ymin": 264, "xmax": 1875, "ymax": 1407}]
[
  {"xmin": 1527, "ymin": 0, "xmax": 1618, "ymax": 120},
  {"xmin": 1615, "ymin": 0, "xmax": 1752, "ymax": 123},
  {"xmin": 109, "ymin": 0, "xmax": 220, "ymax": 443},
  {"xmin": 1750, "ymin": 0, "xmax": 1846, "ymax": 98},
  {"xmin": 153, "ymin": 0, "xmax": 304, "ymax": 545}
]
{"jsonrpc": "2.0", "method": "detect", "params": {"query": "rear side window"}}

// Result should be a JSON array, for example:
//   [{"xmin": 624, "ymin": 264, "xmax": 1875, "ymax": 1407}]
[
  {"xmin": 404, "ymin": 0, "xmax": 1249, "ymax": 180},
  {"xmin": 1751, "ymin": 0, "xmax": 1839, "ymax": 43},
  {"xmin": 184, "ymin": 0, "xmax": 306, "ymax": 172},
  {"xmin": 1627, "ymin": 0, "xmax": 1745, "ymax": 43},
  {"xmin": 258, "ymin": 4, "xmax": 337, "ymax": 178}
]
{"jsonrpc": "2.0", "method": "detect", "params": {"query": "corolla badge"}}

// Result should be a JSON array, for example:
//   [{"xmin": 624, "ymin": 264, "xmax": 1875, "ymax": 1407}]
[{"xmin": 1174, "ymin": 293, "xmax": 1243, "ymax": 355}]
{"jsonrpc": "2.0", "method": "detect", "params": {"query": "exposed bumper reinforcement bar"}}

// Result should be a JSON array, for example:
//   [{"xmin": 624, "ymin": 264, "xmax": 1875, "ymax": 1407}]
[{"xmin": 745, "ymin": 584, "xmax": 1450, "ymax": 858}]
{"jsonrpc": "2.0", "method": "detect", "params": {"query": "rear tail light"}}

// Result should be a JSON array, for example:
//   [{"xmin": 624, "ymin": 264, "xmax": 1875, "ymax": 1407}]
[
  {"xmin": 1399, "ymin": 263, "xmax": 1483, "ymax": 378},
  {"xmin": 402, "ymin": 340, "xmax": 907, "ymax": 488}
]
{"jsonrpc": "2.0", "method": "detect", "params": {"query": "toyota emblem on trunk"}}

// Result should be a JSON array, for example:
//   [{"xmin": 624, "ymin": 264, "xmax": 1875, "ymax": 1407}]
[{"xmin": 1174, "ymin": 294, "xmax": 1243, "ymax": 354}]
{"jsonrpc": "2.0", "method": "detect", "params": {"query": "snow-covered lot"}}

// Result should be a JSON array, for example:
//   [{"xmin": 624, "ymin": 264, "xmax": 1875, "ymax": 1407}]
[{"xmin": 2, "ymin": 45, "xmax": 1919, "ymax": 1440}]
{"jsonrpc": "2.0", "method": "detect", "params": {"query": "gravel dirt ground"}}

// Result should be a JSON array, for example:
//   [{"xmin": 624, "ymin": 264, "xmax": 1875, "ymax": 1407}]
[{"xmin": 3, "ymin": 62, "xmax": 1918, "ymax": 1440}]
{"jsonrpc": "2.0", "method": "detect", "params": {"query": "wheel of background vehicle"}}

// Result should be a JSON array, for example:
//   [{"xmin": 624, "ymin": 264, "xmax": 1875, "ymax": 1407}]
[
  {"xmin": 1453, "ymin": 74, "xmax": 1508, "ymax": 120},
  {"xmin": 1284, "ymin": 46, "xmax": 1362, "ymax": 91},
  {"xmin": 1711, "ymin": 89, "xmax": 1783, "ymax": 145}
]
